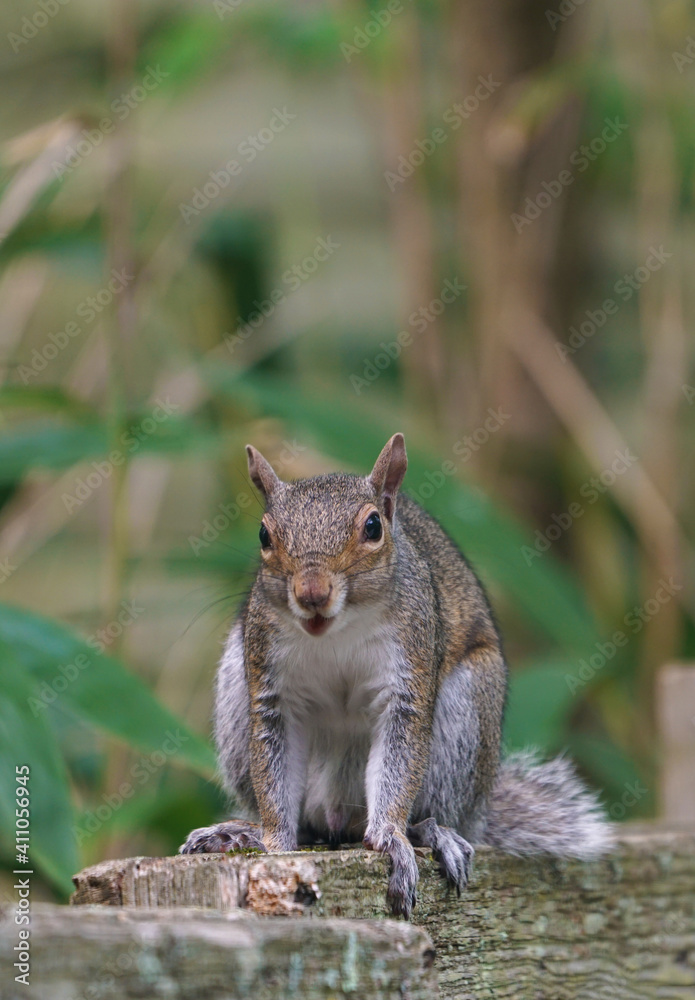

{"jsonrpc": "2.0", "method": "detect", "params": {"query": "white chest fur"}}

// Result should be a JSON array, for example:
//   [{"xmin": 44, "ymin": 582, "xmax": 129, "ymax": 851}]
[{"xmin": 269, "ymin": 607, "xmax": 402, "ymax": 836}]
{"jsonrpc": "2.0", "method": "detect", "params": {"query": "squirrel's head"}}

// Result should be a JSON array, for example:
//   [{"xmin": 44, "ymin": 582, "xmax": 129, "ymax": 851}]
[{"xmin": 246, "ymin": 434, "xmax": 407, "ymax": 638}]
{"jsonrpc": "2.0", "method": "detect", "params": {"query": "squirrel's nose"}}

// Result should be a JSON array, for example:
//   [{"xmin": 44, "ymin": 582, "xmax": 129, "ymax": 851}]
[{"xmin": 294, "ymin": 578, "xmax": 333, "ymax": 612}]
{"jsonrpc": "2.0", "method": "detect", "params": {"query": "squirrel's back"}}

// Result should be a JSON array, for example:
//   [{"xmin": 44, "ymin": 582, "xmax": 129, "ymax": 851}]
[{"xmin": 395, "ymin": 494, "xmax": 504, "ymax": 670}]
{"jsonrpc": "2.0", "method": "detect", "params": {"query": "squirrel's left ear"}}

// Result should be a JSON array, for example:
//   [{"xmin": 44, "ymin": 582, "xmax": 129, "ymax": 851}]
[
  {"xmin": 369, "ymin": 433, "xmax": 407, "ymax": 520},
  {"xmin": 246, "ymin": 445, "xmax": 281, "ymax": 499}
]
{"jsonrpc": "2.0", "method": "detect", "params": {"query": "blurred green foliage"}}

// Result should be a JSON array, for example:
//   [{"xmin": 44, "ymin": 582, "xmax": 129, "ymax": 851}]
[{"xmin": 0, "ymin": 0, "xmax": 693, "ymax": 895}]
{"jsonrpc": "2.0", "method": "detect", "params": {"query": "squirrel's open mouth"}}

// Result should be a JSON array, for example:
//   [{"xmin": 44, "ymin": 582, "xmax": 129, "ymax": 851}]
[{"xmin": 302, "ymin": 614, "xmax": 332, "ymax": 637}]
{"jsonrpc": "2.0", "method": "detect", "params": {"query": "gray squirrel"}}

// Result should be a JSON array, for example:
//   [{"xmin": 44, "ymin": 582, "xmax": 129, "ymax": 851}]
[{"xmin": 181, "ymin": 433, "xmax": 611, "ymax": 917}]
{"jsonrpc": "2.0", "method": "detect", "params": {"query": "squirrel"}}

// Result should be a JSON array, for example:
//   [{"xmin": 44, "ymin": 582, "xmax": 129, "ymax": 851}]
[{"xmin": 181, "ymin": 433, "xmax": 612, "ymax": 917}]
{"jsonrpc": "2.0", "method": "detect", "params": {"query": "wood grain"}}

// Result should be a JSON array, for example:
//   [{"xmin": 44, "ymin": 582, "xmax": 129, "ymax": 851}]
[
  {"xmin": 0, "ymin": 904, "xmax": 438, "ymax": 1000},
  {"xmin": 69, "ymin": 827, "xmax": 695, "ymax": 999}
]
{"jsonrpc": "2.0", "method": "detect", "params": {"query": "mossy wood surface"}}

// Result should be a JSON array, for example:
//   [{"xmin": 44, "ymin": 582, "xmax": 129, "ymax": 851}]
[
  {"xmin": 69, "ymin": 827, "xmax": 695, "ymax": 999},
  {"xmin": 0, "ymin": 904, "xmax": 437, "ymax": 1000}
]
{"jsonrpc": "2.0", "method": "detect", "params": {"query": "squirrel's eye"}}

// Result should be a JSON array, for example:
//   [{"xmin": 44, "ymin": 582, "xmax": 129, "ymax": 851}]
[
  {"xmin": 364, "ymin": 512, "xmax": 382, "ymax": 541},
  {"xmin": 259, "ymin": 524, "xmax": 271, "ymax": 548}
]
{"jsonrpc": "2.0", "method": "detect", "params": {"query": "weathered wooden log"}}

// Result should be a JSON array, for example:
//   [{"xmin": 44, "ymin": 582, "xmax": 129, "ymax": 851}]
[
  {"xmin": 70, "ymin": 827, "xmax": 695, "ymax": 999},
  {"xmin": 0, "ymin": 904, "xmax": 438, "ymax": 1000}
]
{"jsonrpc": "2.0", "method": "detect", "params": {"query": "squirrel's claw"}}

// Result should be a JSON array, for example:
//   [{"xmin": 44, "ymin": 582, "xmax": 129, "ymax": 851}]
[
  {"xmin": 179, "ymin": 819, "xmax": 267, "ymax": 855},
  {"xmin": 365, "ymin": 823, "xmax": 419, "ymax": 919},
  {"xmin": 387, "ymin": 865, "xmax": 418, "ymax": 918},
  {"xmin": 435, "ymin": 828, "xmax": 473, "ymax": 894},
  {"xmin": 407, "ymin": 817, "xmax": 474, "ymax": 896}
]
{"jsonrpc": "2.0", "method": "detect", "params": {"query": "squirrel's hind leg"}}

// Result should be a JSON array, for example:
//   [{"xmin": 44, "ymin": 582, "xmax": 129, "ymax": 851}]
[
  {"xmin": 407, "ymin": 817, "xmax": 473, "ymax": 894},
  {"xmin": 179, "ymin": 818, "xmax": 266, "ymax": 855}
]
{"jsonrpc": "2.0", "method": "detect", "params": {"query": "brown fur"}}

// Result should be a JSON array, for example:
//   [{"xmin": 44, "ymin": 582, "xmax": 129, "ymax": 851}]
[{"xmin": 180, "ymin": 434, "xmax": 611, "ymax": 917}]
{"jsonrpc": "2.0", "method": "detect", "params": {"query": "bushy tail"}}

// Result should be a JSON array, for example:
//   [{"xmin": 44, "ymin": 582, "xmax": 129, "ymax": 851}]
[{"xmin": 480, "ymin": 751, "xmax": 614, "ymax": 859}]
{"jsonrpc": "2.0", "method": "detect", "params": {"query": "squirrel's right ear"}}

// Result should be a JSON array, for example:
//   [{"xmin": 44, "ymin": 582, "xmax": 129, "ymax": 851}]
[
  {"xmin": 369, "ymin": 433, "xmax": 407, "ymax": 520},
  {"xmin": 246, "ymin": 445, "xmax": 281, "ymax": 499}
]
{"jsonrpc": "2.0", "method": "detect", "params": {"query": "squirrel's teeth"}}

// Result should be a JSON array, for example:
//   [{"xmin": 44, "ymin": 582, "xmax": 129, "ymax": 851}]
[{"xmin": 302, "ymin": 614, "xmax": 332, "ymax": 637}]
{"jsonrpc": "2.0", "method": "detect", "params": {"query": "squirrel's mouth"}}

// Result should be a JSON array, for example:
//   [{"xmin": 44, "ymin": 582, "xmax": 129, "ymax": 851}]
[{"xmin": 301, "ymin": 613, "xmax": 332, "ymax": 637}]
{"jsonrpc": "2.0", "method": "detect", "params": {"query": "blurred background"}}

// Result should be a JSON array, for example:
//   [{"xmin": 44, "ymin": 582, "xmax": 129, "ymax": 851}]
[{"xmin": 0, "ymin": 0, "xmax": 693, "ymax": 900}]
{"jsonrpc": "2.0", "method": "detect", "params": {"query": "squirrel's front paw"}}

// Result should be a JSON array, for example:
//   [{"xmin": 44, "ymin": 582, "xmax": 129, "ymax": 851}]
[
  {"xmin": 179, "ymin": 819, "xmax": 267, "ymax": 855},
  {"xmin": 364, "ymin": 824, "xmax": 418, "ymax": 919}
]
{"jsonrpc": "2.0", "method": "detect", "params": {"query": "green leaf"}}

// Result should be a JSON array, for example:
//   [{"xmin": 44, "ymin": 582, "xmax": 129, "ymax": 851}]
[
  {"xmin": 139, "ymin": 12, "xmax": 233, "ymax": 92},
  {"xmin": 0, "ymin": 386, "xmax": 95, "ymax": 419},
  {"xmin": 0, "ymin": 415, "xmax": 219, "ymax": 485},
  {"xmin": 0, "ymin": 422, "xmax": 107, "ymax": 483},
  {"xmin": 0, "ymin": 603, "xmax": 215, "ymax": 775},
  {"xmin": 165, "ymin": 538, "xmax": 257, "ymax": 578},
  {"xmin": 74, "ymin": 782, "xmax": 228, "ymax": 847},
  {"xmin": 0, "ymin": 641, "xmax": 78, "ymax": 892},
  {"xmin": 568, "ymin": 733, "xmax": 650, "ymax": 816},
  {"xmin": 504, "ymin": 663, "xmax": 577, "ymax": 751},
  {"xmin": 0, "ymin": 203, "xmax": 104, "ymax": 268}
]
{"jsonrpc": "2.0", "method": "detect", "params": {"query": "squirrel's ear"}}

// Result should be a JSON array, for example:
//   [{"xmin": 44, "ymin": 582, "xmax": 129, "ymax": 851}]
[
  {"xmin": 246, "ymin": 445, "xmax": 281, "ymax": 499},
  {"xmin": 369, "ymin": 433, "xmax": 407, "ymax": 520}
]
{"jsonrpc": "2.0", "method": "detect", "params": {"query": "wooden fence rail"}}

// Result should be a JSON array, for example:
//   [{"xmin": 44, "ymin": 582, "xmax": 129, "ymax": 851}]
[{"xmin": 46, "ymin": 826, "xmax": 695, "ymax": 999}]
